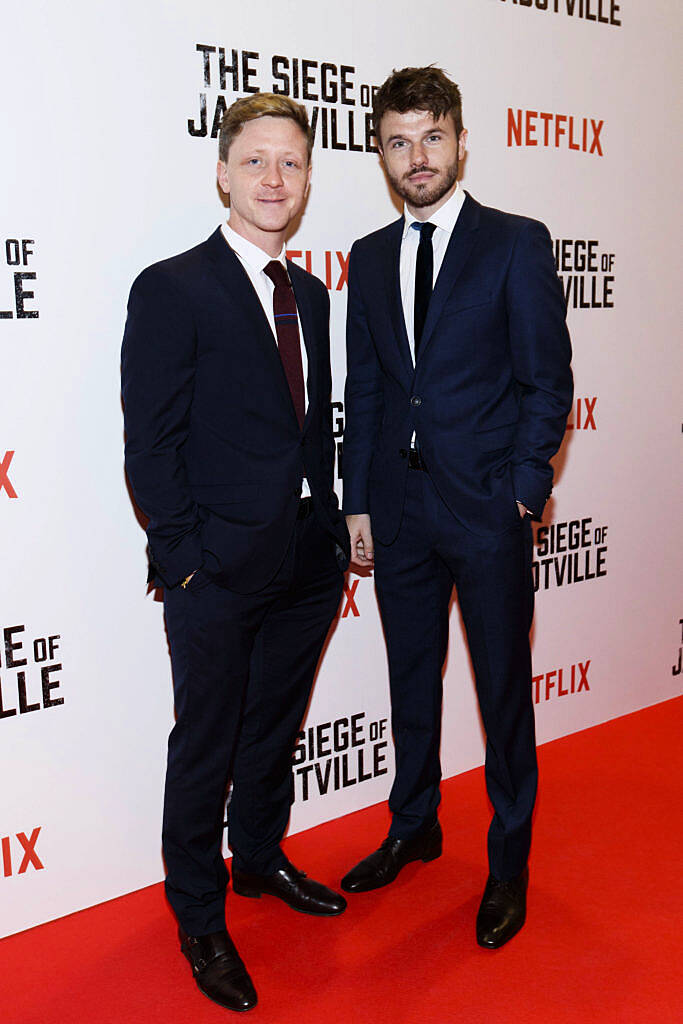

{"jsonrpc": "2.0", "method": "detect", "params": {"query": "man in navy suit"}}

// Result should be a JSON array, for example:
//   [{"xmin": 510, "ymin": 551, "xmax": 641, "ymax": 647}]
[
  {"xmin": 121, "ymin": 94, "xmax": 349, "ymax": 1012},
  {"xmin": 341, "ymin": 67, "xmax": 573, "ymax": 948}
]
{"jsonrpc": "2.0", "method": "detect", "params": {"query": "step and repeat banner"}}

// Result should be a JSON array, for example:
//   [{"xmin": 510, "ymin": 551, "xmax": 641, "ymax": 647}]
[{"xmin": 1, "ymin": 1, "xmax": 681, "ymax": 937}]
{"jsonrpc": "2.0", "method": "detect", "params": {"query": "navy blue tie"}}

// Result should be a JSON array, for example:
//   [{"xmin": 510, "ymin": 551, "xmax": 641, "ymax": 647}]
[{"xmin": 413, "ymin": 222, "xmax": 437, "ymax": 357}]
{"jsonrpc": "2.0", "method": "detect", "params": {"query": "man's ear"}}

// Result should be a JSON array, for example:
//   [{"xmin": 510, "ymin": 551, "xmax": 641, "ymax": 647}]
[{"xmin": 217, "ymin": 160, "xmax": 230, "ymax": 195}]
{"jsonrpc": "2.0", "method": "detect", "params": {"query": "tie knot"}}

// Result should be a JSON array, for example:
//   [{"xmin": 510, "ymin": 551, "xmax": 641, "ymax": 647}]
[
  {"xmin": 264, "ymin": 260, "xmax": 291, "ymax": 289},
  {"xmin": 413, "ymin": 221, "xmax": 436, "ymax": 241}
]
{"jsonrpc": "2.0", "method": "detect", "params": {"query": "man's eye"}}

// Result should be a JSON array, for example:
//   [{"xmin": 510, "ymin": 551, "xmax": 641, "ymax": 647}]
[
  {"xmin": 427, "ymin": 135, "xmax": 442, "ymax": 143},
  {"xmin": 391, "ymin": 140, "xmax": 406, "ymax": 149}
]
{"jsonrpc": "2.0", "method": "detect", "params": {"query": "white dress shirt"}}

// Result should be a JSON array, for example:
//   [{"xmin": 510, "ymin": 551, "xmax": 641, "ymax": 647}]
[
  {"xmin": 221, "ymin": 221, "xmax": 310, "ymax": 497},
  {"xmin": 399, "ymin": 182, "xmax": 467, "ymax": 363}
]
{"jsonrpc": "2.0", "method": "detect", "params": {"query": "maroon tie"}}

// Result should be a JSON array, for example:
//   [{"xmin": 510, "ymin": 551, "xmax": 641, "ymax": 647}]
[{"xmin": 264, "ymin": 260, "xmax": 306, "ymax": 429}]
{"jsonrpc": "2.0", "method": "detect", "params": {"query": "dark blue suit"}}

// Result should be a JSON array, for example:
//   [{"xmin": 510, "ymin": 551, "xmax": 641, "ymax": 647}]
[
  {"xmin": 122, "ymin": 227, "xmax": 348, "ymax": 934},
  {"xmin": 343, "ymin": 193, "xmax": 572, "ymax": 879}
]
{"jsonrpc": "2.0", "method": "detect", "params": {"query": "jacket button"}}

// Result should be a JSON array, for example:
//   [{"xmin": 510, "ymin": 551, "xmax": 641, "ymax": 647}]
[
  {"xmin": 399, "ymin": 448, "xmax": 407, "ymax": 458},
  {"xmin": 410, "ymin": 395, "xmax": 422, "ymax": 407}
]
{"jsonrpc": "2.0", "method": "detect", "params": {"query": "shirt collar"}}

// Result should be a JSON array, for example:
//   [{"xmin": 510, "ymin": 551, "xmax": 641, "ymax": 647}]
[
  {"xmin": 402, "ymin": 182, "xmax": 465, "ymax": 240},
  {"xmin": 222, "ymin": 221, "xmax": 287, "ymax": 272}
]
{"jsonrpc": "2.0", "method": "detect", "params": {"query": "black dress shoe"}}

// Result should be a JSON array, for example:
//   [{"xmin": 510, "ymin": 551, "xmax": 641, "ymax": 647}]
[
  {"xmin": 179, "ymin": 928, "xmax": 257, "ymax": 1012},
  {"xmin": 232, "ymin": 857, "xmax": 347, "ymax": 916},
  {"xmin": 476, "ymin": 867, "xmax": 529, "ymax": 949},
  {"xmin": 340, "ymin": 821, "xmax": 442, "ymax": 893}
]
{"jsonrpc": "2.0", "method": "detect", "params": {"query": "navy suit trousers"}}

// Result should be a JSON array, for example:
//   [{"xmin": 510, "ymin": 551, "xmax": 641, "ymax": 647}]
[
  {"xmin": 161, "ymin": 509, "xmax": 343, "ymax": 936},
  {"xmin": 374, "ymin": 468, "xmax": 537, "ymax": 880}
]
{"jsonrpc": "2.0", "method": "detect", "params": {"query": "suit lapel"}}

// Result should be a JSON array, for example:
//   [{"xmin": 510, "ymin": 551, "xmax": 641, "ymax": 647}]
[
  {"xmin": 288, "ymin": 263, "xmax": 319, "ymax": 434},
  {"xmin": 383, "ymin": 217, "xmax": 414, "ymax": 381},
  {"xmin": 203, "ymin": 228, "xmax": 300, "ymax": 423},
  {"xmin": 416, "ymin": 193, "xmax": 481, "ymax": 362}
]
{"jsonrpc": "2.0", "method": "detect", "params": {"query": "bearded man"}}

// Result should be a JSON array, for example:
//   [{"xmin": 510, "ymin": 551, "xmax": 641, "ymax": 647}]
[{"xmin": 341, "ymin": 66, "xmax": 573, "ymax": 949}]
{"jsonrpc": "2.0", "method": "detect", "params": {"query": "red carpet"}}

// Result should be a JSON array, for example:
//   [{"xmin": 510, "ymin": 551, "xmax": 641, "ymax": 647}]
[{"xmin": 3, "ymin": 697, "xmax": 681, "ymax": 1024}]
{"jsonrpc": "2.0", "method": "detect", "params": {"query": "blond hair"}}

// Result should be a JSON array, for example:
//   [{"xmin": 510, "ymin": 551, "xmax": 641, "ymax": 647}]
[{"xmin": 218, "ymin": 93, "xmax": 313, "ymax": 162}]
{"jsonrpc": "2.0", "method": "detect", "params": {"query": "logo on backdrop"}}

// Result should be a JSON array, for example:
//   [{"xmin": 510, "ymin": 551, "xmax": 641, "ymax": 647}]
[
  {"xmin": 292, "ymin": 712, "xmax": 389, "ymax": 802},
  {"xmin": 554, "ymin": 238, "xmax": 616, "ymax": 310},
  {"xmin": 672, "ymin": 620, "xmax": 683, "ymax": 678},
  {"xmin": 2, "ymin": 828, "xmax": 44, "ymax": 878},
  {"xmin": 331, "ymin": 400, "xmax": 344, "ymax": 481},
  {"xmin": 0, "ymin": 451, "xmax": 17, "ymax": 498},
  {"xmin": 187, "ymin": 45, "xmax": 379, "ymax": 154},
  {"xmin": 1, "ymin": 239, "xmax": 39, "ymax": 320},
  {"xmin": 0, "ymin": 626, "xmax": 64, "ymax": 720},
  {"xmin": 499, "ymin": 0, "xmax": 622, "ymax": 27},
  {"xmin": 507, "ymin": 109, "xmax": 604, "ymax": 156},
  {"xmin": 533, "ymin": 659, "xmax": 591, "ymax": 705},
  {"xmin": 566, "ymin": 396, "xmax": 598, "ymax": 432},
  {"xmin": 286, "ymin": 249, "xmax": 349, "ymax": 292},
  {"xmin": 533, "ymin": 517, "xmax": 608, "ymax": 591}
]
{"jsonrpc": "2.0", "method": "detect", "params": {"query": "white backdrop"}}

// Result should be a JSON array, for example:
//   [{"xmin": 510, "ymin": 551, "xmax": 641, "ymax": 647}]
[{"xmin": 1, "ymin": 0, "xmax": 681, "ymax": 938}]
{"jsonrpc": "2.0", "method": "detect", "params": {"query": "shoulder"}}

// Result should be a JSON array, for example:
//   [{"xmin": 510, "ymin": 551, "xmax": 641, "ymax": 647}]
[
  {"xmin": 129, "ymin": 232, "xmax": 217, "ymax": 300},
  {"xmin": 472, "ymin": 196, "xmax": 551, "ymax": 245},
  {"xmin": 351, "ymin": 217, "xmax": 403, "ymax": 258}
]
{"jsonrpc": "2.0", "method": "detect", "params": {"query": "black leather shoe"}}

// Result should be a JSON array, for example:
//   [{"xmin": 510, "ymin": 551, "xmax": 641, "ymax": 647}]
[
  {"xmin": 476, "ymin": 867, "xmax": 529, "ymax": 949},
  {"xmin": 340, "ymin": 821, "xmax": 443, "ymax": 893},
  {"xmin": 232, "ymin": 857, "xmax": 347, "ymax": 916},
  {"xmin": 179, "ymin": 928, "xmax": 257, "ymax": 1012}
]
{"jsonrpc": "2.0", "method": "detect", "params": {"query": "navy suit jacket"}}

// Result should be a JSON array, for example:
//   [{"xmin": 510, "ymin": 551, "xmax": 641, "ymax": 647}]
[
  {"xmin": 121, "ymin": 227, "xmax": 348, "ymax": 592},
  {"xmin": 343, "ymin": 193, "xmax": 573, "ymax": 543}
]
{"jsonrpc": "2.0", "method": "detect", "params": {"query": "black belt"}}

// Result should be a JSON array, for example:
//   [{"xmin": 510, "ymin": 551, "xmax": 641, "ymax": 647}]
[{"xmin": 297, "ymin": 496, "xmax": 313, "ymax": 519}]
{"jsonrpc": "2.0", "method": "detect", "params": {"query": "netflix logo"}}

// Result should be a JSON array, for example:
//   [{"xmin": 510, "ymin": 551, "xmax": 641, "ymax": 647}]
[
  {"xmin": 507, "ymin": 109, "xmax": 604, "ymax": 155},
  {"xmin": 566, "ymin": 396, "xmax": 597, "ymax": 431},
  {"xmin": 1, "ymin": 239, "xmax": 39, "ymax": 320},
  {"xmin": 2, "ymin": 828, "xmax": 44, "ymax": 878},
  {"xmin": 533, "ymin": 660, "xmax": 591, "ymax": 704},
  {"xmin": 286, "ymin": 249, "xmax": 349, "ymax": 291},
  {"xmin": 293, "ymin": 711, "xmax": 389, "ymax": 802},
  {"xmin": 1, "ymin": 450, "xmax": 17, "ymax": 498}
]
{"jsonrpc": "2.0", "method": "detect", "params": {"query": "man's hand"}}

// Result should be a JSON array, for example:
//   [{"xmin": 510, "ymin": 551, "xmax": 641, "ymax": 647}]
[{"xmin": 346, "ymin": 513, "xmax": 374, "ymax": 566}]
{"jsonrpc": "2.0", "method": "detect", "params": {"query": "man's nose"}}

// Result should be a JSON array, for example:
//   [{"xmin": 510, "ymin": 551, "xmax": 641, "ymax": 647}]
[
  {"xmin": 263, "ymin": 162, "xmax": 284, "ymax": 187},
  {"xmin": 411, "ymin": 145, "xmax": 428, "ymax": 168}
]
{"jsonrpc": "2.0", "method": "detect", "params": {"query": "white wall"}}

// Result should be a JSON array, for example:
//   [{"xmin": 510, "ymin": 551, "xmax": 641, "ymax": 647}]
[{"xmin": 1, "ymin": 0, "xmax": 681, "ymax": 936}]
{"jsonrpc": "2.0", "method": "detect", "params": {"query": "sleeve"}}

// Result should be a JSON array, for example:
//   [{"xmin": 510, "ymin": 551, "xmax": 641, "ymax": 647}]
[
  {"xmin": 342, "ymin": 244, "xmax": 384, "ymax": 514},
  {"xmin": 120, "ymin": 266, "xmax": 204, "ymax": 587},
  {"xmin": 506, "ymin": 220, "xmax": 574, "ymax": 518}
]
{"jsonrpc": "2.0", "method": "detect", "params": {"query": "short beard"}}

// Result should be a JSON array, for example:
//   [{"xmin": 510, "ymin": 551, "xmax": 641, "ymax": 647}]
[{"xmin": 387, "ymin": 155, "xmax": 459, "ymax": 209}]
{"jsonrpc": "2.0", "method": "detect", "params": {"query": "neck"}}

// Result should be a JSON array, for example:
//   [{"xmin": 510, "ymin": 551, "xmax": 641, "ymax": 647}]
[
  {"xmin": 406, "ymin": 180, "xmax": 459, "ymax": 223},
  {"xmin": 227, "ymin": 216, "xmax": 285, "ymax": 258}
]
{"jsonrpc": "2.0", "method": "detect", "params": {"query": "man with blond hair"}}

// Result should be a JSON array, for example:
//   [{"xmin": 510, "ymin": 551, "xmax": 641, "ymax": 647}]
[{"xmin": 122, "ymin": 93, "xmax": 349, "ymax": 1012}]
